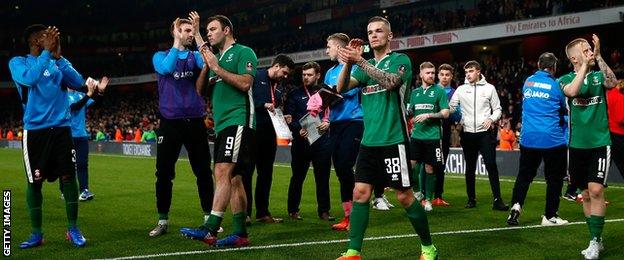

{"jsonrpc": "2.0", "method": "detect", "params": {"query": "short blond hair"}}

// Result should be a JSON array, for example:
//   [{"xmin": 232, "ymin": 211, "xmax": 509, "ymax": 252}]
[
  {"xmin": 327, "ymin": 33, "xmax": 350, "ymax": 46},
  {"xmin": 419, "ymin": 62, "xmax": 435, "ymax": 71},
  {"xmin": 565, "ymin": 38, "xmax": 588, "ymax": 59}
]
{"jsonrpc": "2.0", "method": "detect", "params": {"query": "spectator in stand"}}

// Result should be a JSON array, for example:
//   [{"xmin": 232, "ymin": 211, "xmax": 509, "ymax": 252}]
[
  {"xmin": 141, "ymin": 124, "xmax": 157, "ymax": 143},
  {"xmin": 95, "ymin": 129, "xmax": 106, "ymax": 141},
  {"xmin": 6, "ymin": 129, "xmax": 14, "ymax": 140},
  {"xmin": 607, "ymin": 72, "xmax": 624, "ymax": 178},
  {"xmin": 499, "ymin": 120, "xmax": 515, "ymax": 150},
  {"xmin": 114, "ymin": 126, "xmax": 123, "ymax": 142},
  {"xmin": 133, "ymin": 127, "xmax": 142, "ymax": 142}
]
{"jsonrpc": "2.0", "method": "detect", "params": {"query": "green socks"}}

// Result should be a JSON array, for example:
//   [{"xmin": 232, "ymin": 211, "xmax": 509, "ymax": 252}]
[
  {"xmin": 61, "ymin": 177, "xmax": 79, "ymax": 228},
  {"xmin": 26, "ymin": 183, "xmax": 43, "ymax": 234},
  {"xmin": 232, "ymin": 212, "xmax": 247, "ymax": 235},
  {"xmin": 425, "ymin": 173, "xmax": 436, "ymax": 201},
  {"xmin": 405, "ymin": 200, "xmax": 432, "ymax": 246},
  {"xmin": 588, "ymin": 215, "xmax": 605, "ymax": 241},
  {"xmin": 348, "ymin": 201, "xmax": 370, "ymax": 252},
  {"xmin": 204, "ymin": 214, "xmax": 223, "ymax": 233},
  {"xmin": 412, "ymin": 163, "xmax": 422, "ymax": 193}
]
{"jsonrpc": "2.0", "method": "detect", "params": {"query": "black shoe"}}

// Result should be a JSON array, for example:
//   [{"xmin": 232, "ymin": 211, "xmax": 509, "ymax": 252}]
[
  {"xmin": 492, "ymin": 198, "xmax": 510, "ymax": 211},
  {"xmin": 464, "ymin": 199, "xmax": 476, "ymax": 208},
  {"xmin": 289, "ymin": 212, "xmax": 303, "ymax": 220},
  {"xmin": 507, "ymin": 209, "xmax": 520, "ymax": 226},
  {"xmin": 319, "ymin": 212, "xmax": 336, "ymax": 221}
]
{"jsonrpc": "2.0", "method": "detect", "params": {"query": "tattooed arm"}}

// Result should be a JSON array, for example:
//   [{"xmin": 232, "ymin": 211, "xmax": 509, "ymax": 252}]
[
  {"xmin": 592, "ymin": 34, "xmax": 617, "ymax": 89},
  {"xmin": 355, "ymin": 60, "xmax": 403, "ymax": 90},
  {"xmin": 596, "ymin": 56, "xmax": 617, "ymax": 89}
]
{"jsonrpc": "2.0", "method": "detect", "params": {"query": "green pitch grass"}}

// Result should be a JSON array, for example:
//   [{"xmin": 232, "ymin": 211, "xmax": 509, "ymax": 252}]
[{"xmin": 1, "ymin": 148, "xmax": 623, "ymax": 259}]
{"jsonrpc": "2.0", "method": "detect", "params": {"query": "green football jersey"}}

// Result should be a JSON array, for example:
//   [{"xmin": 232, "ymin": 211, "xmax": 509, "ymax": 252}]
[
  {"xmin": 351, "ymin": 52, "xmax": 412, "ymax": 146},
  {"xmin": 558, "ymin": 71, "xmax": 611, "ymax": 149},
  {"xmin": 409, "ymin": 84, "xmax": 449, "ymax": 140},
  {"xmin": 210, "ymin": 43, "xmax": 258, "ymax": 133}
]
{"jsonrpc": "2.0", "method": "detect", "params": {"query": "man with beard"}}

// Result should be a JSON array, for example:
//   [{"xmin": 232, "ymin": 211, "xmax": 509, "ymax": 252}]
[
  {"xmin": 284, "ymin": 61, "xmax": 334, "ymax": 222},
  {"xmin": 409, "ymin": 62, "xmax": 449, "ymax": 212}
]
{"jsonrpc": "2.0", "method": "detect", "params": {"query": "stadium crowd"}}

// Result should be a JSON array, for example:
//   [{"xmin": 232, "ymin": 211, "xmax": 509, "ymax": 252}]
[
  {"xmin": 1, "ymin": 49, "xmax": 623, "ymax": 148},
  {"xmin": 0, "ymin": 0, "xmax": 616, "ymax": 79}
]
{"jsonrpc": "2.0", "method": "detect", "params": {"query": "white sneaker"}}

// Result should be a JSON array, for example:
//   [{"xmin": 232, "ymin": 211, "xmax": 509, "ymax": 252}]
[
  {"xmin": 541, "ymin": 215, "xmax": 569, "ymax": 226},
  {"xmin": 423, "ymin": 200, "xmax": 433, "ymax": 212},
  {"xmin": 372, "ymin": 197, "xmax": 390, "ymax": 211},
  {"xmin": 381, "ymin": 194, "xmax": 395, "ymax": 208},
  {"xmin": 581, "ymin": 239, "xmax": 603, "ymax": 259},
  {"xmin": 413, "ymin": 191, "xmax": 424, "ymax": 201},
  {"xmin": 581, "ymin": 239, "xmax": 604, "ymax": 256}
]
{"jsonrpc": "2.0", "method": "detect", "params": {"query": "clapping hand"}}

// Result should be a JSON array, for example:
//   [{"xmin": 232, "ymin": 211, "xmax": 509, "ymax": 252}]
[
  {"xmin": 338, "ymin": 39, "xmax": 364, "ymax": 65},
  {"xmin": 97, "ymin": 76, "xmax": 109, "ymax": 93},
  {"xmin": 41, "ymin": 26, "xmax": 59, "ymax": 52}
]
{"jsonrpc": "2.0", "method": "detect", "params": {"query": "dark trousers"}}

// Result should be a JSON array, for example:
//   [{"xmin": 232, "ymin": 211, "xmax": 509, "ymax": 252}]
[
  {"xmin": 74, "ymin": 137, "xmax": 89, "ymax": 191},
  {"xmin": 511, "ymin": 145, "xmax": 567, "ymax": 218},
  {"xmin": 435, "ymin": 120, "xmax": 452, "ymax": 199},
  {"xmin": 155, "ymin": 118, "xmax": 214, "ymax": 215},
  {"xmin": 288, "ymin": 134, "xmax": 331, "ymax": 215},
  {"xmin": 243, "ymin": 124, "xmax": 277, "ymax": 218},
  {"xmin": 460, "ymin": 130, "xmax": 502, "ymax": 200},
  {"xmin": 612, "ymin": 132, "xmax": 624, "ymax": 179},
  {"xmin": 329, "ymin": 121, "xmax": 363, "ymax": 202}
]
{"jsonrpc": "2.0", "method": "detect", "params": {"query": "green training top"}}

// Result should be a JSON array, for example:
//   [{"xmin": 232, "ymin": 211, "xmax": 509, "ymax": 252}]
[
  {"xmin": 210, "ymin": 43, "xmax": 258, "ymax": 133},
  {"xmin": 351, "ymin": 52, "xmax": 412, "ymax": 146},
  {"xmin": 558, "ymin": 70, "xmax": 611, "ymax": 149},
  {"xmin": 409, "ymin": 84, "xmax": 449, "ymax": 140}
]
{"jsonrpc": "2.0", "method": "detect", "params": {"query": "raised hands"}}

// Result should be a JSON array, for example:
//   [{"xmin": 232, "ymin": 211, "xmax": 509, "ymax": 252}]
[
  {"xmin": 41, "ymin": 26, "xmax": 59, "ymax": 52},
  {"xmin": 592, "ymin": 34, "xmax": 601, "ymax": 59},
  {"xmin": 189, "ymin": 11, "xmax": 201, "ymax": 35},
  {"xmin": 85, "ymin": 76, "xmax": 109, "ymax": 96},
  {"xmin": 189, "ymin": 11, "xmax": 207, "ymax": 48},
  {"xmin": 199, "ymin": 46, "xmax": 218, "ymax": 71},
  {"xmin": 98, "ymin": 76, "xmax": 109, "ymax": 93},
  {"xmin": 85, "ymin": 77, "xmax": 98, "ymax": 96},
  {"xmin": 172, "ymin": 18, "xmax": 184, "ymax": 48},
  {"xmin": 338, "ymin": 38, "xmax": 365, "ymax": 65}
]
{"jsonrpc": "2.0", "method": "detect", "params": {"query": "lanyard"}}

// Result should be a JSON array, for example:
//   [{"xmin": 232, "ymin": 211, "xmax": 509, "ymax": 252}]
[
  {"xmin": 270, "ymin": 81, "xmax": 278, "ymax": 105},
  {"xmin": 303, "ymin": 85, "xmax": 311, "ymax": 98}
]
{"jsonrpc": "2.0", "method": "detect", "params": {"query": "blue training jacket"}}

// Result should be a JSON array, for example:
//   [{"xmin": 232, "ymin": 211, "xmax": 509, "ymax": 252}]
[
  {"xmin": 9, "ymin": 50, "xmax": 85, "ymax": 130},
  {"xmin": 520, "ymin": 70, "xmax": 567, "ymax": 148},
  {"xmin": 324, "ymin": 63, "xmax": 363, "ymax": 123},
  {"xmin": 68, "ymin": 91, "xmax": 95, "ymax": 138}
]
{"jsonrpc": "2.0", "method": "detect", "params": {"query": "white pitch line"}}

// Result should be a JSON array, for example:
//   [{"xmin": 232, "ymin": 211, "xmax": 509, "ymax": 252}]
[
  {"xmin": 96, "ymin": 218, "xmax": 624, "ymax": 260},
  {"xmin": 89, "ymin": 153, "xmax": 624, "ymax": 189}
]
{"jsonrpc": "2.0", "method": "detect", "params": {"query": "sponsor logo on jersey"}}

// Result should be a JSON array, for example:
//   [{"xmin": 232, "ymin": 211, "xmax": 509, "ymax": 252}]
[
  {"xmin": 225, "ymin": 53, "xmax": 234, "ymax": 62},
  {"xmin": 173, "ymin": 71, "xmax": 194, "ymax": 80},
  {"xmin": 523, "ymin": 89, "xmax": 550, "ymax": 99},
  {"xmin": 246, "ymin": 62, "xmax": 253, "ymax": 71},
  {"xmin": 34, "ymin": 169, "xmax": 42, "ymax": 181},
  {"xmin": 43, "ymin": 70, "xmax": 51, "ymax": 77},
  {"xmin": 413, "ymin": 104, "xmax": 435, "ymax": 110},
  {"xmin": 361, "ymin": 84, "xmax": 386, "ymax": 95},
  {"xmin": 572, "ymin": 96, "xmax": 603, "ymax": 106},
  {"xmin": 398, "ymin": 65, "xmax": 406, "ymax": 75},
  {"xmin": 597, "ymin": 171, "xmax": 604, "ymax": 179},
  {"xmin": 391, "ymin": 174, "xmax": 398, "ymax": 181},
  {"xmin": 526, "ymin": 81, "xmax": 552, "ymax": 90}
]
